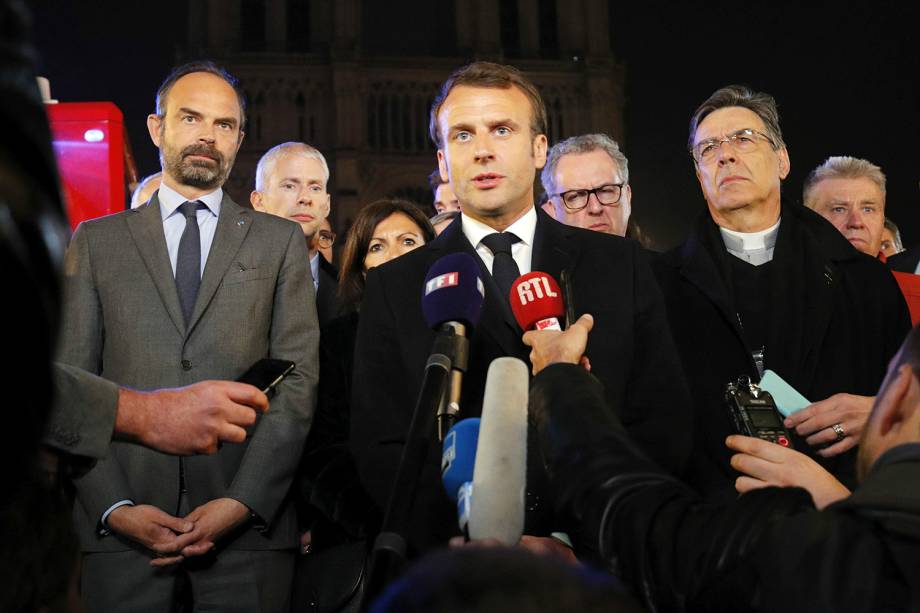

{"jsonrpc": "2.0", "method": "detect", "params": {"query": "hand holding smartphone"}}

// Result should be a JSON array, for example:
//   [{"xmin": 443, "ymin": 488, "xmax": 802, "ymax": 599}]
[{"xmin": 236, "ymin": 358, "xmax": 295, "ymax": 395}]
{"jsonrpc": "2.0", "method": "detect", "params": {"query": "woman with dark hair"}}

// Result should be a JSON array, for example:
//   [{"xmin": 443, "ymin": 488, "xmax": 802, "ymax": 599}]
[
  {"xmin": 337, "ymin": 199, "xmax": 436, "ymax": 309},
  {"xmin": 294, "ymin": 200, "xmax": 435, "ymax": 612}
]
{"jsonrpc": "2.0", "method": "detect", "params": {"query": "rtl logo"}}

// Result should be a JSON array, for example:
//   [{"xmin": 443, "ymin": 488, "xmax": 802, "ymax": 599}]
[{"xmin": 515, "ymin": 276, "xmax": 558, "ymax": 305}]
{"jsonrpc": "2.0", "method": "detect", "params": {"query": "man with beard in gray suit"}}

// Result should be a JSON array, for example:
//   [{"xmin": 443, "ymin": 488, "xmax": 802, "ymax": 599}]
[{"xmin": 58, "ymin": 61, "xmax": 318, "ymax": 613}]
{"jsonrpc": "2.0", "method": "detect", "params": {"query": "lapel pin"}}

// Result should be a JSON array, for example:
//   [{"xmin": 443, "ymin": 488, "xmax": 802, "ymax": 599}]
[{"xmin": 237, "ymin": 219, "xmax": 246, "ymax": 227}]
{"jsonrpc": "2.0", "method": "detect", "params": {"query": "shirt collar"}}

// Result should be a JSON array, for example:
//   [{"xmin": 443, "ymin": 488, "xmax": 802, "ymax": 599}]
[
  {"xmin": 719, "ymin": 218, "xmax": 781, "ymax": 253},
  {"xmin": 461, "ymin": 205, "xmax": 538, "ymax": 249},
  {"xmin": 158, "ymin": 181, "xmax": 223, "ymax": 221}
]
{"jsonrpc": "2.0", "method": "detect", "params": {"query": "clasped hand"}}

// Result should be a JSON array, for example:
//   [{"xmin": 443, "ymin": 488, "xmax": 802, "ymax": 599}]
[{"xmin": 107, "ymin": 497, "xmax": 251, "ymax": 567}]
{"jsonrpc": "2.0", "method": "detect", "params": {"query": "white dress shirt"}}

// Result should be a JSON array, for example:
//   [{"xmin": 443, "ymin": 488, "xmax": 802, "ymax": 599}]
[
  {"xmin": 158, "ymin": 182, "xmax": 223, "ymax": 277},
  {"xmin": 461, "ymin": 205, "xmax": 537, "ymax": 275}
]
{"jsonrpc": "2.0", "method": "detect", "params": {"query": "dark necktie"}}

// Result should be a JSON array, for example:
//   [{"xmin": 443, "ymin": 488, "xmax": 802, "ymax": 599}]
[
  {"xmin": 176, "ymin": 201, "xmax": 203, "ymax": 324},
  {"xmin": 481, "ymin": 232, "xmax": 522, "ymax": 303}
]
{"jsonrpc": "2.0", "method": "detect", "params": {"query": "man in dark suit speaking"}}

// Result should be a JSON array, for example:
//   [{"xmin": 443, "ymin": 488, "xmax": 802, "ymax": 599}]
[
  {"xmin": 58, "ymin": 62, "xmax": 318, "ymax": 612},
  {"xmin": 350, "ymin": 62, "xmax": 690, "ymax": 556}
]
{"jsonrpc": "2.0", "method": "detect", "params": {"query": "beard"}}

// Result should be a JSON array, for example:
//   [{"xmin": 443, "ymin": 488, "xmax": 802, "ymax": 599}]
[{"xmin": 161, "ymin": 140, "xmax": 233, "ymax": 190}]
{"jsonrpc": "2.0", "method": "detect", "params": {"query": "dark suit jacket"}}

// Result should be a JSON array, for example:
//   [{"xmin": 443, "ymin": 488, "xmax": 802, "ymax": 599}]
[
  {"xmin": 652, "ymin": 203, "xmax": 910, "ymax": 500},
  {"xmin": 59, "ymin": 194, "xmax": 319, "ymax": 553},
  {"xmin": 533, "ymin": 363, "xmax": 920, "ymax": 613},
  {"xmin": 888, "ymin": 247, "xmax": 920, "ymax": 273},
  {"xmin": 315, "ymin": 254, "xmax": 345, "ymax": 326},
  {"xmin": 350, "ymin": 209, "xmax": 691, "ymax": 554}
]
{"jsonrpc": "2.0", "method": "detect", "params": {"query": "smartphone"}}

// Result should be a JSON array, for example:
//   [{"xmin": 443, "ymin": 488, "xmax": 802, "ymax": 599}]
[{"xmin": 236, "ymin": 358, "xmax": 295, "ymax": 394}]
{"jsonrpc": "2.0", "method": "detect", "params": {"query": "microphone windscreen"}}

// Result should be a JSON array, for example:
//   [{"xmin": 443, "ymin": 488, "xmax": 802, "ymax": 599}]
[
  {"xmin": 422, "ymin": 253, "xmax": 485, "ymax": 330},
  {"xmin": 469, "ymin": 357, "xmax": 528, "ymax": 544},
  {"xmin": 510, "ymin": 271, "xmax": 565, "ymax": 331},
  {"xmin": 441, "ymin": 418, "xmax": 480, "ymax": 502}
]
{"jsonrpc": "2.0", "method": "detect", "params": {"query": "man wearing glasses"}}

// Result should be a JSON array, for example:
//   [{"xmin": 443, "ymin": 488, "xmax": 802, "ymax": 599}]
[
  {"xmin": 251, "ymin": 142, "xmax": 344, "ymax": 325},
  {"xmin": 540, "ymin": 133, "xmax": 632, "ymax": 237},
  {"xmin": 651, "ymin": 85, "xmax": 910, "ymax": 503}
]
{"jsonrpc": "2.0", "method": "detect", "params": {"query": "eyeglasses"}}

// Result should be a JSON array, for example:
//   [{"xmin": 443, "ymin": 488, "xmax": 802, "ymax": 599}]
[
  {"xmin": 316, "ymin": 230, "xmax": 336, "ymax": 249},
  {"xmin": 554, "ymin": 183, "xmax": 625, "ymax": 211},
  {"xmin": 690, "ymin": 128, "xmax": 776, "ymax": 163}
]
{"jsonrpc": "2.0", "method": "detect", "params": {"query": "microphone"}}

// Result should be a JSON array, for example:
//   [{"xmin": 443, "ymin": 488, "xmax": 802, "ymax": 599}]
[
  {"xmin": 468, "ymin": 357, "xmax": 528, "ymax": 545},
  {"xmin": 363, "ymin": 255, "xmax": 484, "ymax": 605},
  {"xmin": 421, "ymin": 253, "xmax": 485, "ymax": 440},
  {"xmin": 510, "ymin": 271, "xmax": 565, "ymax": 331},
  {"xmin": 441, "ymin": 418, "xmax": 480, "ymax": 534}
]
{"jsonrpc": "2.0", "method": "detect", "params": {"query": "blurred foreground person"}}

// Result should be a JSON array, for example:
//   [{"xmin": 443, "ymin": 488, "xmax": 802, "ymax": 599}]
[
  {"xmin": 527, "ymin": 319, "xmax": 920, "ymax": 613},
  {"xmin": 370, "ymin": 547, "xmax": 643, "ymax": 613}
]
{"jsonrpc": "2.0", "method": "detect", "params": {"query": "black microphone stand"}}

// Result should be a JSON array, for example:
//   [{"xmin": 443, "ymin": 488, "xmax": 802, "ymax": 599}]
[{"xmin": 360, "ymin": 323, "xmax": 468, "ymax": 610}]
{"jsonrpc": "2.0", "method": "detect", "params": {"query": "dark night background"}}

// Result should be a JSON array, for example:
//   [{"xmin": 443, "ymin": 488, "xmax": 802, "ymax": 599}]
[{"xmin": 31, "ymin": 0, "xmax": 920, "ymax": 250}]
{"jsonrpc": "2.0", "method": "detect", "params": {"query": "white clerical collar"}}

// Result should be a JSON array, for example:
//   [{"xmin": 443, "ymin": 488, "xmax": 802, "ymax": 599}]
[
  {"xmin": 461, "ymin": 206, "xmax": 538, "ymax": 249},
  {"xmin": 719, "ymin": 218, "xmax": 781, "ymax": 252},
  {"xmin": 158, "ymin": 182, "xmax": 223, "ymax": 221}
]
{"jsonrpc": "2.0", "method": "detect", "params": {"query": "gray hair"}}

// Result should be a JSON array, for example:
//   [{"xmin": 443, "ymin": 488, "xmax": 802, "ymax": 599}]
[
  {"xmin": 130, "ymin": 172, "xmax": 162, "ymax": 208},
  {"xmin": 802, "ymin": 156, "xmax": 886, "ymax": 208},
  {"xmin": 540, "ymin": 133, "xmax": 629, "ymax": 197},
  {"xmin": 884, "ymin": 217, "xmax": 904, "ymax": 253},
  {"xmin": 689, "ymin": 85, "xmax": 785, "ymax": 154},
  {"xmin": 254, "ymin": 142, "xmax": 330, "ymax": 191},
  {"xmin": 429, "ymin": 210, "xmax": 460, "ymax": 226}
]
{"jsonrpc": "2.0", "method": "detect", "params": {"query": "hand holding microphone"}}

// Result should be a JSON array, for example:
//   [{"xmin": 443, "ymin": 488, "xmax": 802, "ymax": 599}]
[
  {"xmin": 522, "ymin": 313, "xmax": 594, "ymax": 375},
  {"xmin": 511, "ymin": 271, "xmax": 594, "ymax": 374}
]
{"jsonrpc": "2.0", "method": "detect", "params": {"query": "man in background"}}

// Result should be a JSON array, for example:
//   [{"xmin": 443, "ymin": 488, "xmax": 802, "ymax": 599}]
[
  {"xmin": 251, "ymin": 141, "xmax": 344, "ymax": 325},
  {"xmin": 541, "ymin": 133, "xmax": 632, "ymax": 237},
  {"xmin": 803, "ymin": 155, "xmax": 887, "ymax": 257}
]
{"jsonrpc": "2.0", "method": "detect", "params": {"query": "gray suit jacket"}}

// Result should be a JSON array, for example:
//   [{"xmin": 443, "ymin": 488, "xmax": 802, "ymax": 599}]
[
  {"xmin": 59, "ymin": 193, "xmax": 319, "ymax": 553},
  {"xmin": 46, "ymin": 363, "xmax": 119, "ymax": 459}
]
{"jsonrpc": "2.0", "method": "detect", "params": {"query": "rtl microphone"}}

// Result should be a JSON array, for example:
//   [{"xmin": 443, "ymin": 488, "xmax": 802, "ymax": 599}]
[
  {"xmin": 468, "ymin": 357, "xmax": 528, "ymax": 545},
  {"xmin": 510, "ymin": 271, "xmax": 565, "ymax": 331},
  {"xmin": 421, "ymin": 253, "xmax": 485, "ymax": 440},
  {"xmin": 440, "ymin": 417, "xmax": 480, "ymax": 535}
]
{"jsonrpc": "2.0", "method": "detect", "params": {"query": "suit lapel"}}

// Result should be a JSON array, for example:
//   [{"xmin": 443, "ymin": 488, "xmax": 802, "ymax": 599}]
[
  {"xmin": 766, "ymin": 208, "xmax": 837, "ymax": 387},
  {"xmin": 532, "ymin": 209, "xmax": 577, "ymax": 290},
  {"xmin": 186, "ymin": 195, "xmax": 252, "ymax": 334},
  {"xmin": 679, "ymin": 232, "xmax": 747, "ymax": 345},
  {"xmin": 125, "ymin": 196, "xmax": 186, "ymax": 336}
]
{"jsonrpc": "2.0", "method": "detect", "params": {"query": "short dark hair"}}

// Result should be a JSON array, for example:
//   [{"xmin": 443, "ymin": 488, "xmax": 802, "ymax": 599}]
[
  {"xmin": 428, "ymin": 169, "xmax": 447, "ymax": 194},
  {"xmin": 338, "ymin": 199, "xmax": 436, "ymax": 307},
  {"xmin": 688, "ymin": 85, "xmax": 784, "ymax": 155},
  {"xmin": 155, "ymin": 61, "xmax": 247, "ymax": 131},
  {"xmin": 370, "ymin": 547, "xmax": 643, "ymax": 613},
  {"xmin": 429, "ymin": 62, "xmax": 547, "ymax": 149}
]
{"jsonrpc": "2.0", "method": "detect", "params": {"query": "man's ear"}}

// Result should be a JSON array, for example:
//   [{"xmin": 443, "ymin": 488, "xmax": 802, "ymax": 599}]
[
  {"xmin": 250, "ymin": 190, "xmax": 263, "ymax": 211},
  {"xmin": 874, "ymin": 364, "xmax": 915, "ymax": 437},
  {"xmin": 437, "ymin": 150, "xmax": 449, "ymax": 183},
  {"xmin": 533, "ymin": 134, "xmax": 548, "ymax": 169},
  {"xmin": 777, "ymin": 146, "xmax": 791, "ymax": 180},
  {"xmin": 147, "ymin": 114, "xmax": 162, "ymax": 147}
]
